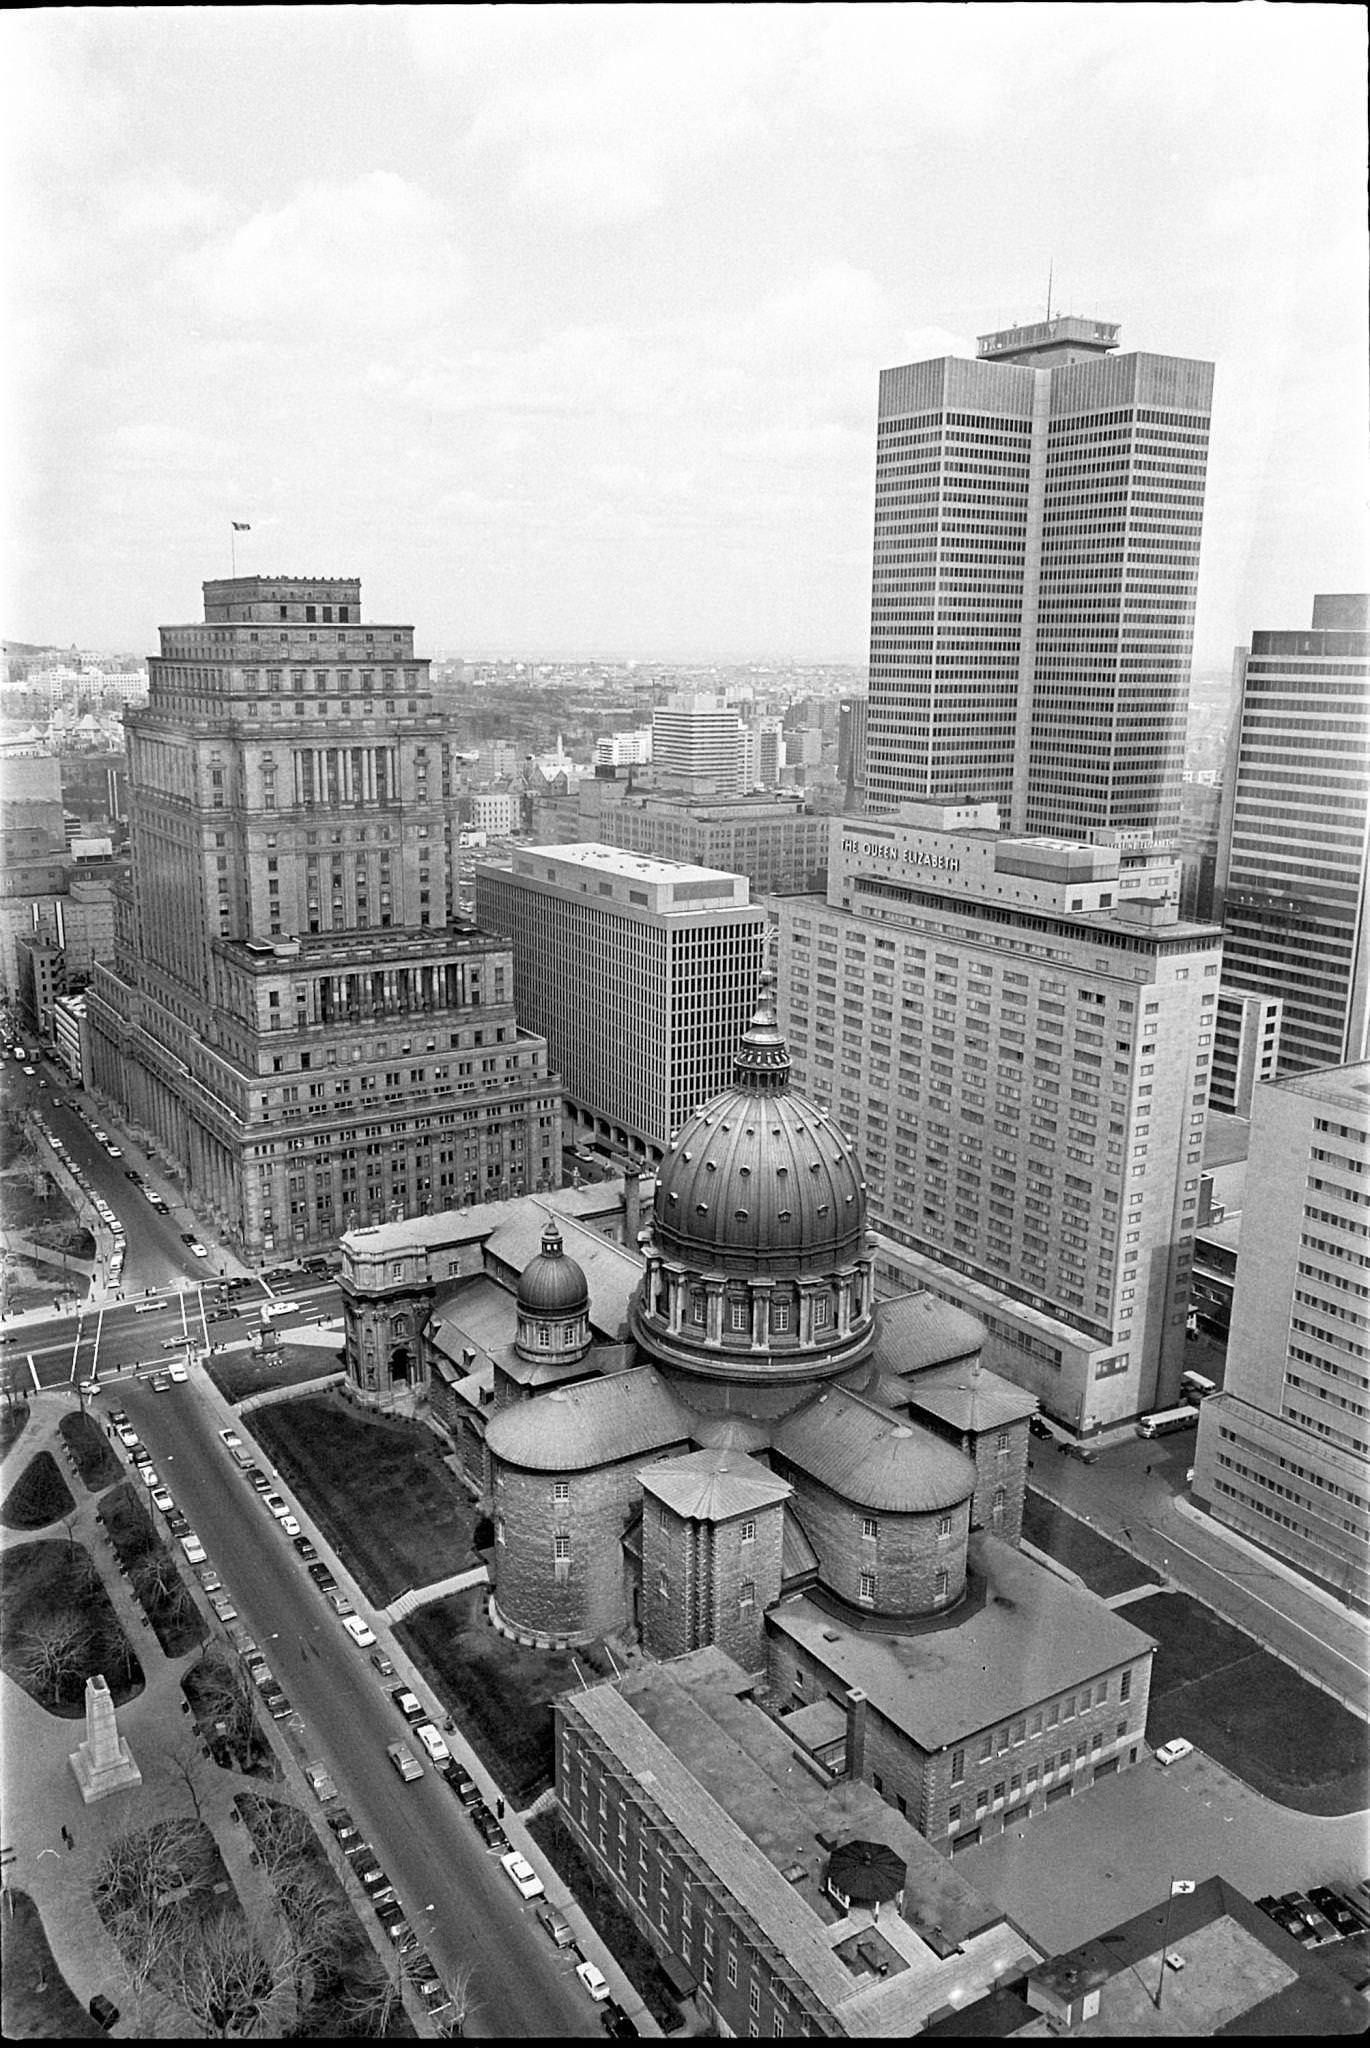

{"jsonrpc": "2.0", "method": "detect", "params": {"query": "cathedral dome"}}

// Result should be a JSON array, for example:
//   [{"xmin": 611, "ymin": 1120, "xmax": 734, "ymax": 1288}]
[
  {"xmin": 652, "ymin": 974, "xmax": 867, "ymax": 1277},
  {"xmin": 632, "ymin": 974, "xmax": 875, "ymax": 1391},
  {"xmin": 517, "ymin": 1221, "xmax": 590, "ymax": 1317}
]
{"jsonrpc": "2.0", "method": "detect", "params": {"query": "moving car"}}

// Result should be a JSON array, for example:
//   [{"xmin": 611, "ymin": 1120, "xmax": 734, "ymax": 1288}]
[
  {"xmin": 576, "ymin": 1961, "xmax": 611, "ymax": 2002},
  {"xmin": 342, "ymin": 1615, "xmax": 377, "ymax": 1648},
  {"xmin": 1154, "ymin": 1738, "xmax": 1193, "ymax": 1766},
  {"xmin": 387, "ymin": 1742, "xmax": 423, "ymax": 1783},
  {"xmin": 500, "ymin": 1850, "xmax": 544, "ymax": 1901}
]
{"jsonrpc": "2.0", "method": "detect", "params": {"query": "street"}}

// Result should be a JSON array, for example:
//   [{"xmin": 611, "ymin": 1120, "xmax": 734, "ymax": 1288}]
[{"xmin": 108, "ymin": 1367, "xmax": 602, "ymax": 2039}]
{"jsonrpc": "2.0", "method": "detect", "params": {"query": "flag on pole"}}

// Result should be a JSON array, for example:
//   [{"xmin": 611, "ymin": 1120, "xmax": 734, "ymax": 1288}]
[
  {"xmin": 1171, "ymin": 1879, "xmax": 1195, "ymax": 1895},
  {"xmin": 232, "ymin": 521, "xmax": 251, "ymax": 532}
]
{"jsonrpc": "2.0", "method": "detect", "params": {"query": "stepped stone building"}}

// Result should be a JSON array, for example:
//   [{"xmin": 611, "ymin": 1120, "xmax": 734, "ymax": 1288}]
[{"xmin": 86, "ymin": 575, "xmax": 560, "ymax": 1256}]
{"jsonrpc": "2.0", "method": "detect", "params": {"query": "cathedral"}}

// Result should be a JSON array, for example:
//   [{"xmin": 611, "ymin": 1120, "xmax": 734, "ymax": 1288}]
[{"xmin": 341, "ymin": 977, "xmax": 1154, "ymax": 1852}]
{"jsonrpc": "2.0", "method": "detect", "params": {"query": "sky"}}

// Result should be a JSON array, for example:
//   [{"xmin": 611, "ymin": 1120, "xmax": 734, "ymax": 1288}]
[{"xmin": 4, "ymin": 3, "xmax": 1366, "ymax": 665}]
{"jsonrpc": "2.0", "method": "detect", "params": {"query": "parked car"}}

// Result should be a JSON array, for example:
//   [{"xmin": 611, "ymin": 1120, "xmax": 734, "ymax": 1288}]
[
  {"xmin": 304, "ymin": 1763, "xmax": 338, "ymax": 1803},
  {"xmin": 1309, "ymin": 1886, "xmax": 1361, "ymax": 1937},
  {"xmin": 342, "ymin": 1615, "xmax": 376, "ymax": 1648},
  {"xmin": 139, "ymin": 1465, "xmax": 160, "ymax": 1489},
  {"xmin": 196, "ymin": 1566, "xmax": 223, "ymax": 1592},
  {"xmin": 601, "ymin": 2002, "xmax": 639, "ymax": 2037},
  {"xmin": 448, "ymin": 1767, "xmax": 480, "ymax": 1808},
  {"xmin": 115, "ymin": 1425, "xmax": 140, "ymax": 1449},
  {"xmin": 374, "ymin": 1900, "xmax": 405, "ymax": 1927},
  {"xmin": 292, "ymin": 1536, "xmax": 319, "ymax": 1561},
  {"xmin": 167, "ymin": 1512, "xmax": 191, "ymax": 1538},
  {"xmin": 536, "ymin": 1902, "xmax": 575, "ymax": 1947},
  {"xmin": 263, "ymin": 1691, "xmax": 293, "ymax": 1720},
  {"xmin": 576, "ymin": 1961, "xmax": 611, "ymax": 2002},
  {"xmin": 307, "ymin": 1562, "xmax": 337, "ymax": 1589},
  {"xmin": 1284, "ymin": 1892, "xmax": 1338, "ymax": 1942},
  {"xmin": 390, "ymin": 1687, "xmax": 425, "ymax": 1723},
  {"xmin": 1154, "ymin": 1738, "xmax": 1193, "ymax": 1766},
  {"xmin": 325, "ymin": 1591, "xmax": 355, "ymax": 1618},
  {"xmin": 414, "ymin": 1721, "xmax": 451, "ymax": 1765},
  {"xmin": 387, "ymin": 1742, "xmax": 423, "ymax": 1783},
  {"xmin": 501, "ymin": 1850, "xmax": 544, "ymax": 1901},
  {"xmin": 151, "ymin": 1487, "xmax": 174, "ymax": 1513},
  {"xmin": 180, "ymin": 1534, "xmax": 206, "ymax": 1564},
  {"xmin": 209, "ymin": 1592, "xmax": 237, "ymax": 1622},
  {"xmin": 369, "ymin": 1649, "xmax": 395, "ymax": 1678},
  {"xmin": 88, "ymin": 1994, "xmax": 120, "ymax": 2032},
  {"xmin": 245, "ymin": 1467, "xmax": 271, "ymax": 1491},
  {"xmin": 1028, "ymin": 1414, "xmax": 1053, "ymax": 1439},
  {"xmin": 262, "ymin": 1492, "xmax": 291, "ymax": 1519},
  {"xmin": 279, "ymin": 1515, "xmax": 301, "ymax": 1537},
  {"xmin": 168, "ymin": 1363, "xmax": 188, "ymax": 1384}
]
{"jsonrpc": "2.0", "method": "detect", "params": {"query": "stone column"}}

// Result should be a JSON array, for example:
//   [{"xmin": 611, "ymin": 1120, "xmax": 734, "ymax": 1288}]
[{"xmin": 69, "ymin": 1674, "xmax": 142, "ymax": 1805}]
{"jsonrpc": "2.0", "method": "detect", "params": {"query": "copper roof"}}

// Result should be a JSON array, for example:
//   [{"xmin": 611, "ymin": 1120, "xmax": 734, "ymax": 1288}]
[
  {"xmin": 774, "ymin": 1387, "xmax": 976, "ymax": 1512},
  {"xmin": 484, "ymin": 1366, "xmax": 691, "ymax": 1472},
  {"xmin": 515, "ymin": 1220, "xmax": 590, "ymax": 1316},
  {"xmin": 640, "ymin": 1449, "xmax": 792, "ymax": 1522}
]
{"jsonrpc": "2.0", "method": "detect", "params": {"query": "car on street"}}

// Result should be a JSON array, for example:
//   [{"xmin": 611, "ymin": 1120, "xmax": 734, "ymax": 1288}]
[
  {"xmin": 415, "ymin": 1721, "xmax": 450, "ymax": 1765},
  {"xmin": 325, "ymin": 1590, "xmax": 355, "ymax": 1618},
  {"xmin": 151, "ymin": 1488, "xmax": 174, "ymax": 1513},
  {"xmin": 168, "ymin": 1362, "xmax": 188, "ymax": 1384},
  {"xmin": 279, "ymin": 1514, "xmax": 301, "ymax": 1536},
  {"xmin": 421, "ymin": 1983, "xmax": 454, "ymax": 2018},
  {"xmin": 387, "ymin": 1742, "xmax": 423, "ymax": 1783},
  {"xmin": 1283, "ymin": 1891, "xmax": 1338, "ymax": 1942},
  {"xmin": 131, "ymin": 1444, "xmax": 152, "ymax": 1466},
  {"xmin": 342, "ymin": 1615, "xmax": 377, "ymax": 1648},
  {"xmin": 500, "ymin": 1850, "xmax": 544, "ymax": 1901},
  {"xmin": 447, "ymin": 1767, "xmax": 480, "ymax": 1807},
  {"xmin": 601, "ymin": 2002, "xmax": 639, "ymax": 2037},
  {"xmin": 1028, "ymin": 1414, "xmax": 1053, "ymax": 1439},
  {"xmin": 110, "ymin": 1410, "xmax": 129, "ymax": 1427},
  {"xmin": 79, "ymin": 1379, "xmax": 101, "ymax": 1398},
  {"xmin": 245, "ymin": 1468, "xmax": 271, "ymax": 1492},
  {"xmin": 149, "ymin": 1195, "xmax": 170, "ymax": 1214},
  {"xmin": 116, "ymin": 1425, "xmax": 140, "ymax": 1449},
  {"xmin": 263, "ymin": 1690, "xmax": 293, "ymax": 1719},
  {"xmin": 390, "ymin": 1687, "xmax": 425, "ymax": 1723},
  {"xmin": 167, "ymin": 1512, "xmax": 191, "ymax": 1538},
  {"xmin": 196, "ymin": 1565, "xmax": 222, "ymax": 1591},
  {"xmin": 124, "ymin": 1169, "xmax": 141, "ymax": 1182},
  {"xmin": 151, "ymin": 1376, "xmax": 171, "ymax": 1394},
  {"xmin": 1308, "ymin": 1886, "xmax": 1361, "ymax": 1937},
  {"xmin": 307, "ymin": 1564, "xmax": 338, "ymax": 1591},
  {"xmin": 105, "ymin": 1143, "xmax": 122, "ymax": 1158},
  {"xmin": 304, "ymin": 1763, "xmax": 338, "ymax": 1803},
  {"xmin": 292, "ymin": 1536, "xmax": 319, "ymax": 1561},
  {"xmin": 262, "ymin": 1492, "xmax": 291, "ymax": 1518},
  {"xmin": 327, "ymin": 1807, "xmax": 354, "ymax": 1835},
  {"xmin": 536, "ymin": 1902, "xmax": 574, "ymax": 1947},
  {"xmin": 209, "ymin": 1592, "xmax": 237, "ymax": 1621},
  {"xmin": 369, "ymin": 1649, "xmax": 395, "ymax": 1678},
  {"xmin": 373, "ymin": 1898, "xmax": 404, "ymax": 1926},
  {"xmin": 1154, "ymin": 1738, "xmax": 1193, "ymax": 1766},
  {"xmin": 187, "ymin": 1241, "xmax": 209, "ymax": 1258},
  {"xmin": 576, "ymin": 1961, "xmax": 611, "ymax": 2002},
  {"xmin": 218, "ymin": 1429, "xmax": 243, "ymax": 1451},
  {"xmin": 341, "ymin": 1836, "xmax": 371, "ymax": 1863},
  {"xmin": 180, "ymin": 1534, "xmax": 207, "ymax": 1564},
  {"xmin": 247, "ymin": 1661, "xmax": 275, "ymax": 1691}
]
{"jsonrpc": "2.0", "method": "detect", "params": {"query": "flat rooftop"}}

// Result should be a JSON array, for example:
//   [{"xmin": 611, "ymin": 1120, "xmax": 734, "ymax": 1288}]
[
  {"xmin": 515, "ymin": 841, "xmax": 743, "ymax": 887},
  {"xmin": 1273, "ymin": 1060, "xmax": 1370, "ymax": 1116}
]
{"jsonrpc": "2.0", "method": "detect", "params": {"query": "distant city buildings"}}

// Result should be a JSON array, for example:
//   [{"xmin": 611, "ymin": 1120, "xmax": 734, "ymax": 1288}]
[
  {"xmin": 1191, "ymin": 1061, "xmax": 1369, "ymax": 1614},
  {"xmin": 85, "ymin": 574, "xmax": 561, "ymax": 1257},
  {"xmin": 778, "ymin": 804, "xmax": 1222, "ymax": 1431},
  {"xmin": 651, "ymin": 692, "xmax": 745, "ymax": 796},
  {"xmin": 474, "ymin": 841, "xmax": 767, "ymax": 1160},
  {"xmin": 864, "ymin": 316, "xmax": 1212, "ymax": 840},
  {"xmin": 530, "ymin": 775, "xmax": 831, "ymax": 900},
  {"xmin": 1216, "ymin": 594, "xmax": 1369, "ymax": 1083}
]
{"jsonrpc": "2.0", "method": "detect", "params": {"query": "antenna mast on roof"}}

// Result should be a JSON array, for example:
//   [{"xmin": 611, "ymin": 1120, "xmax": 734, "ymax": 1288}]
[{"xmin": 1046, "ymin": 259, "xmax": 1054, "ymax": 323}]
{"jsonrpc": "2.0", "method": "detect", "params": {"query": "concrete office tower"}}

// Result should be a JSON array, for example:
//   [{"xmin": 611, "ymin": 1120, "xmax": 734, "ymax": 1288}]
[
  {"xmin": 865, "ymin": 317, "xmax": 1212, "ymax": 840},
  {"xmin": 475, "ymin": 843, "xmax": 767, "ymax": 1163},
  {"xmin": 651, "ymin": 693, "xmax": 743, "ymax": 796},
  {"xmin": 1216, "ymin": 595, "xmax": 1369, "ymax": 1083},
  {"xmin": 1191, "ymin": 1063, "xmax": 1370, "ymax": 1612},
  {"xmin": 531, "ymin": 777, "xmax": 830, "ymax": 899},
  {"xmin": 86, "ymin": 576, "xmax": 561, "ymax": 1257},
  {"xmin": 778, "ymin": 804, "xmax": 1222, "ymax": 1433}
]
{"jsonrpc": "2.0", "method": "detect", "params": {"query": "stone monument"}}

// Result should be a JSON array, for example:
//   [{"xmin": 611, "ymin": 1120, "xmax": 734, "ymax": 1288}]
[{"xmin": 69, "ymin": 1673, "xmax": 142, "ymax": 1804}]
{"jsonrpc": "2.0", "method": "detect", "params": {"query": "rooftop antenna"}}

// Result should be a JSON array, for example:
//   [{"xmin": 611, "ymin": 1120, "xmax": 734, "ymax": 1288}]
[{"xmin": 1046, "ymin": 259, "xmax": 1054, "ymax": 323}]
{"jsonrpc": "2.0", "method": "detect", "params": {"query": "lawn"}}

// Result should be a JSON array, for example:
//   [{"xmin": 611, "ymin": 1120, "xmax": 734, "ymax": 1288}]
[
  {"xmin": 0, "ymin": 1448, "xmax": 75, "ymax": 1529},
  {"xmin": 0, "ymin": 1889, "xmax": 103, "ymax": 2040},
  {"xmin": 398, "ymin": 1588, "xmax": 586, "ymax": 1806},
  {"xmin": 208, "ymin": 1343, "xmax": 345, "ymax": 1405},
  {"xmin": 1132, "ymin": 1589, "xmax": 1370, "ymax": 1814},
  {"xmin": 59, "ymin": 1409, "xmax": 121, "ymax": 1491},
  {"xmin": 527, "ymin": 1808, "xmax": 685, "ymax": 2033},
  {"xmin": 0, "ymin": 1538, "xmax": 144, "ymax": 1715},
  {"xmin": 249, "ymin": 1392, "xmax": 480, "ymax": 1606},
  {"xmin": 0, "ymin": 1396, "xmax": 30, "ymax": 1458},
  {"xmin": 1022, "ymin": 1490, "xmax": 1162, "ymax": 1599}
]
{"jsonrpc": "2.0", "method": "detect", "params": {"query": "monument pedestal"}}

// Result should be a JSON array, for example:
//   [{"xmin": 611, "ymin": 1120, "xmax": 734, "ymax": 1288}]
[{"xmin": 69, "ymin": 1673, "xmax": 142, "ymax": 1804}]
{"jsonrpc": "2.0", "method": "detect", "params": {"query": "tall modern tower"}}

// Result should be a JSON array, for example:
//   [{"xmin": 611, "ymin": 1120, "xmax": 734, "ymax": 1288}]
[
  {"xmin": 865, "ymin": 316, "xmax": 1213, "ymax": 839},
  {"xmin": 86, "ymin": 575, "xmax": 562, "ymax": 1259},
  {"xmin": 1215, "ymin": 594, "xmax": 1370, "ymax": 1083}
]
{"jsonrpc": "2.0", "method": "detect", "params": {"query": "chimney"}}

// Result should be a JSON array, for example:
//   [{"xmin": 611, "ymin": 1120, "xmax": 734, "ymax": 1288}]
[
  {"xmin": 623, "ymin": 1161, "xmax": 642, "ymax": 1244},
  {"xmin": 844, "ymin": 1687, "xmax": 867, "ymax": 1779}
]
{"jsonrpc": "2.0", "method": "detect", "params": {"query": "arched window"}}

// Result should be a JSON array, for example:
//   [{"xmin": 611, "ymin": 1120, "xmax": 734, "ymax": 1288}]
[
  {"xmin": 538, "ymin": 1325, "xmax": 550, "ymax": 1347},
  {"xmin": 562, "ymin": 1323, "xmax": 576, "ymax": 1343}
]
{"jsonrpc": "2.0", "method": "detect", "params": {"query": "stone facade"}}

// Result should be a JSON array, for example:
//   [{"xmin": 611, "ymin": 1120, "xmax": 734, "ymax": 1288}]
[
  {"xmin": 768, "ymin": 1461, "xmax": 970, "ymax": 1618},
  {"xmin": 640, "ymin": 1490, "xmax": 785, "ymax": 1670}
]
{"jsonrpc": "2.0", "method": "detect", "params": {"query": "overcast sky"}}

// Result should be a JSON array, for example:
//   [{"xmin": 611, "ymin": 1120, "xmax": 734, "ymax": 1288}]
[{"xmin": 5, "ymin": 3, "xmax": 1366, "ymax": 665}]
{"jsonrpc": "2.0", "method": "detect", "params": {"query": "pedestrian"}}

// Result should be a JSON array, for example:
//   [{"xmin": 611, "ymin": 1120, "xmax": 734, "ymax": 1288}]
[{"xmin": 1146, "ymin": 1463, "xmax": 1152, "ymax": 1476}]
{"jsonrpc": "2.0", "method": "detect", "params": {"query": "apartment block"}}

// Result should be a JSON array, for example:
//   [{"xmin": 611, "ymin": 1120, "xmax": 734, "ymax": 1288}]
[
  {"xmin": 1191, "ymin": 1062, "xmax": 1369, "ymax": 1612},
  {"xmin": 777, "ymin": 804, "xmax": 1222, "ymax": 1432},
  {"xmin": 475, "ymin": 842, "xmax": 767, "ymax": 1161},
  {"xmin": 530, "ymin": 776, "xmax": 830, "ymax": 898},
  {"xmin": 85, "ymin": 574, "xmax": 561, "ymax": 1256},
  {"xmin": 1216, "ymin": 595, "xmax": 1369, "ymax": 1079},
  {"xmin": 650, "ymin": 692, "xmax": 743, "ymax": 796},
  {"xmin": 866, "ymin": 316, "xmax": 1212, "ymax": 839},
  {"xmin": 1210, "ymin": 986, "xmax": 1282, "ymax": 1118}
]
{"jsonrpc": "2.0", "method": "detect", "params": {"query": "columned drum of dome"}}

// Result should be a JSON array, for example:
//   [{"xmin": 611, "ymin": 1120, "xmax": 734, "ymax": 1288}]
[
  {"xmin": 514, "ymin": 1220, "xmax": 592, "ymax": 1366},
  {"xmin": 632, "ymin": 975, "xmax": 876, "ymax": 1388}
]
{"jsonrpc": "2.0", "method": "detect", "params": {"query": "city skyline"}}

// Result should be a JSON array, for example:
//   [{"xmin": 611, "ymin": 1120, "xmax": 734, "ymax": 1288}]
[{"xmin": 6, "ymin": 4, "xmax": 1367, "ymax": 664}]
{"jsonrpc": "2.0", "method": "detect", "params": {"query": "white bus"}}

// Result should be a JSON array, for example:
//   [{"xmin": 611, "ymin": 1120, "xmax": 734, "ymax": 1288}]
[
  {"xmin": 1137, "ymin": 1406, "xmax": 1200, "ymax": 1439},
  {"xmin": 1180, "ymin": 1370, "xmax": 1217, "ymax": 1404}
]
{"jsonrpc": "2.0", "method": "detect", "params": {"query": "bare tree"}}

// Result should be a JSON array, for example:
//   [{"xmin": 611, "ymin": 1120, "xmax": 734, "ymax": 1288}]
[
  {"xmin": 163, "ymin": 1910, "xmax": 299, "ymax": 2040},
  {"xmin": 17, "ymin": 1608, "xmax": 93, "ymax": 1702},
  {"xmin": 196, "ymin": 1653, "xmax": 260, "ymax": 1770},
  {"xmin": 133, "ymin": 1547, "xmax": 181, "ymax": 1606},
  {"xmin": 164, "ymin": 1738, "xmax": 209, "ymax": 1826}
]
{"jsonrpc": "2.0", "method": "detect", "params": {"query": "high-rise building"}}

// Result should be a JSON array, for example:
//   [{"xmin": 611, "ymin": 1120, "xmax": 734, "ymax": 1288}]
[
  {"xmin": 1215, "ymin": 595, "xmax": 1369, "ymax": 1081},
  {"xmin": 86, "ymin": 575, "xmax": 562, "ymax": 1257},
  {"xmin": 531, "ymin": 776, "xmax": 830, "ymax": 899},
  {"xmin": 651, "ymin": 693, "xmax": 742, "ymax": 796},
  {"xmin": 778, "ymin": 804, "xmax": 1222, "ymax": 1431},
  {"xmin": 474, "ymin": 842, "xmax": 767, "ymax": 1161},
  {"xmin": 1191, "ymin": 1062, "xmax": 1369, "ymax": 1613},
  {"xmin": 865, "ymin": 316, "xmax": 1212, "ymax": 840}
]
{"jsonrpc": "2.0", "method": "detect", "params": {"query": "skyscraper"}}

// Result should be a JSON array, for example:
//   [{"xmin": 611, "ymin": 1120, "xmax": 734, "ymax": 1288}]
[
  {"xmin": 86, "ymin": 575, "xmax": 561, "ymax": 1257},
  {"xmin": 1215, "ymin": 594, "xmax": 1369, "ymax": 1082},
  {"xmin": 1191, "ymin": 1061, "xmax": 1369, "ymax": 1612},
  {"xmin": 474, "ymin": 842, "xmax": 767, "ymax": 1161},
  {"xmin": 865, "ymin": 316, "xmax": 1212, "ymax": 840},
  {"xmin": 650, "ymin": 693, "xmax": 743, "ymax": 795}
]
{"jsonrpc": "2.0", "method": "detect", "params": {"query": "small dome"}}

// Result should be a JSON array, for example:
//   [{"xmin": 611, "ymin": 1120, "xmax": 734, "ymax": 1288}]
[
  {"xmin": 652, "ymin": 972, "xmax": 867, "ymax": 1275},
  {"xmin": 517, "ymin": 1221, "xmax": 590, "ymax": 1317}
]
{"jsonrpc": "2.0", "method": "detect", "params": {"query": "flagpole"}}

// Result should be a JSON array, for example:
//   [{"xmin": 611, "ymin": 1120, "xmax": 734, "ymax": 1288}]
[
  {"xmin": 1155, "ymin": 1879, "xmax": 1178, "ymax": 2010},
  {"xmin": 231, "ymin": 524, "xmax": 237, "ymax": 577}
]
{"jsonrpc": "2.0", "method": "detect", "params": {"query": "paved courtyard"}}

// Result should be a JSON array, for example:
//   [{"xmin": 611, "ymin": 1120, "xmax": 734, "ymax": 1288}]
[{"xmin": 957, "ymin": 1744, "xmax": 1370, "ymax": 1956}]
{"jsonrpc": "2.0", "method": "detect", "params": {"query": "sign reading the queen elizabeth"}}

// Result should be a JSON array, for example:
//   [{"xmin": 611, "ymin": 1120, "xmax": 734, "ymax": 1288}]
[{"xmin": 840, "ymin": 836, "xmax": 960, "ymax": 873}]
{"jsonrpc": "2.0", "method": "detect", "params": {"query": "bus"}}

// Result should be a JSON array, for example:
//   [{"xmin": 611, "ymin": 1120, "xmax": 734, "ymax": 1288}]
[
  {"xmin": 1137, "ymin": 1406, "xmax": 1200, "ymax": 1439},
  {"xmin": 1180, "ymin": 1370, "xmax": 1217, "ymax": 1404}
]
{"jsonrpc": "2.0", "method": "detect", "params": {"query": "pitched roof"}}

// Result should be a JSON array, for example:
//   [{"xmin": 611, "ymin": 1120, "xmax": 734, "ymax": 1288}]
[
  {"xmin": 640, "ymin": 1449, "xmax": 791, "ymax": 1522},
  {"xmin": 907, "ymin": 1363, "xmax": 1038, "ymax": 1433},
  {"xmin": 484, "ymin": 1206, "xmax": 643, "ymax": 1340},
  {"xmin": 871, "ymin": 1291, "xmax": 985, "ymax": 1375},
  {"xmin": 774, "ymin": 1387, "xmax": 976, "ymax": 1513},
  {"xmin": 484, "ymin": 1367, "xmax": 691, "ymax": 1472}
]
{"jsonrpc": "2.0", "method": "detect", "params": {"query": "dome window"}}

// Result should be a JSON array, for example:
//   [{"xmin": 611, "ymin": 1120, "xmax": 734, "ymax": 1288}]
[
  {"xmin": 739, "ymin": 1165, "xmax": 750, "ymax": 1177},
  {"xmin": 816, "ymin": 1204, "xmax": 829, "ymax": 1217},
  {"xmin": 705, "ymin": 1160, "xmax": 716, "ymax": 1172},
  {"xmin": 690, "ymin": 1291, "xmax": 706, "ymax": 1324},
  {"xmin": 778, "ymin": 1208, "xmax": 791, "ymax": 1221},
  {"xmin": 735, "ymin": 1208, "xmax": 748, "ymax": 1220},
  {"xmin": 729, "ymin": 1300, "xmax": 747, "ymax": 1331},
  {"xmin": 696, "ymin": 1203, "xmax": 708, "ymax": 1215},
  {"xmin": 814, "ymin": 1297, "xmax": 830, "ymax": 1327},
  {"xmin": 771, "ymin": 1300, "xmax": 790, "ymax": 1332}
]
